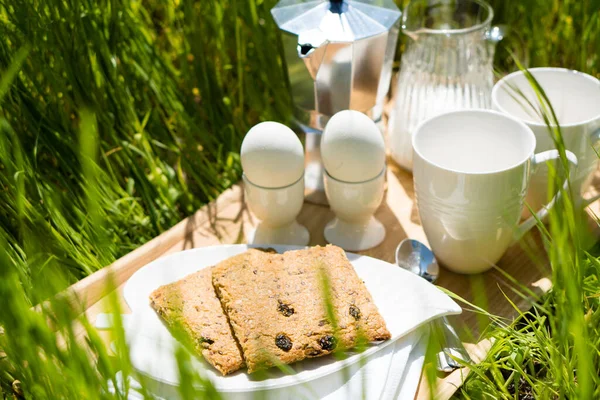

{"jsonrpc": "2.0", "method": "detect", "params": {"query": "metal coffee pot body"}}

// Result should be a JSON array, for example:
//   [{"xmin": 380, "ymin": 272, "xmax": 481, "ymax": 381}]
[{"xmin": 271, "ymin": 0, "xmax": 401, "ymax": 201}]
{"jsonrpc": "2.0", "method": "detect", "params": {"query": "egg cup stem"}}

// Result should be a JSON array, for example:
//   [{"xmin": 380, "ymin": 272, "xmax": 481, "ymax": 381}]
[
  {"xmin": 248, "ymin": 221, "xmax": 310, "ymax": 246},
  {"xmin": 324, "ymin": 216, "xmax": 385, "ymax": 251}
]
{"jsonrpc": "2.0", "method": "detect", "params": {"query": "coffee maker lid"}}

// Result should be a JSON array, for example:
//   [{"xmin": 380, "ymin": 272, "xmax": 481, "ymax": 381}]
[{"xmin": 271, "ymin": 0, "xmax": 401, "ymax": 42}]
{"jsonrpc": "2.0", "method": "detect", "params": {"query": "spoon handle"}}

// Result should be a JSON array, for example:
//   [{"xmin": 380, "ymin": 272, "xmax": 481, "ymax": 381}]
[{"xmin": 434, "ymin": 316, "xmax": 472, "ymax": 372}]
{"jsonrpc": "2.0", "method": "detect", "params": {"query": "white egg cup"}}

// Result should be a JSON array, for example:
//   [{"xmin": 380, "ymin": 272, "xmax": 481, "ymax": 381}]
[
  {"xmin": 243, "ymin": 174, "xmax": 309, "ymax": 246},
  {"xmin": 323, "ymin": 168, "xmax": 386, "ymax": 251}
]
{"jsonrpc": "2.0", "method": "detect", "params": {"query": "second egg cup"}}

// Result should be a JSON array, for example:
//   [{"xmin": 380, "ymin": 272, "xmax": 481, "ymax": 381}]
[
  {"xmin": 243, "ymin": 174, "xmax": 309, "ymax": 246},
  {"xmin": 323, "ymin": 168, "xmax": 386, "ymax": 251}
]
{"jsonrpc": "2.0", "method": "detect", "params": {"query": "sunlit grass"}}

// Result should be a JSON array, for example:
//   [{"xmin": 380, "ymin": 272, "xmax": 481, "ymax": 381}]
[
  {"xmin": 0, "ymin": 0, "xmax": 599, "ymax": 398},
  {"xmin": 0, "ymin": 0, "xmax": 288, "ymax": 301},
  {"xmin": 455, "ymin": 67, "xmax": 600, "ymax": 399}
]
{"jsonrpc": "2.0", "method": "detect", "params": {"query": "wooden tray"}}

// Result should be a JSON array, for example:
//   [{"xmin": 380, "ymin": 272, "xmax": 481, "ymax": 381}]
[{"xmin": 68, "ymin": 161, "xmax": 600, "ymax": 399}]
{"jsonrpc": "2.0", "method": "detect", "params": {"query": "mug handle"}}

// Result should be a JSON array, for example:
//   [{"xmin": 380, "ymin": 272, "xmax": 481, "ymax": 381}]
[
  {"xmin": 580, "ymin": 127, "xmax": 600, "ymax": 207},
  {"xmin": 590, "ymin": 127, "xmax": 600, "ymax": 145},
  {"xmin": 515, "ymin": 149, "xmax": 578, "ymax": 239}
]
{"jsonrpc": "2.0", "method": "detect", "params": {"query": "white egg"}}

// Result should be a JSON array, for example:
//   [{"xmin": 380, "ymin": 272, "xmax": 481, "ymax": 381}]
[
  {"xmin": 241, "ymin": 121, "xmax": 304, "ymax": 188},
  {"xmin": 321, "ymin": 110, "xmax": 385, "ymax": 182}
]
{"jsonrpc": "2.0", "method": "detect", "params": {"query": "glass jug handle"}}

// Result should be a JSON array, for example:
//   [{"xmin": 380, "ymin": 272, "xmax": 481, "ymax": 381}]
[{"xmin": 485, "ymin": 24, "xmax": 507, "ymax": 43}]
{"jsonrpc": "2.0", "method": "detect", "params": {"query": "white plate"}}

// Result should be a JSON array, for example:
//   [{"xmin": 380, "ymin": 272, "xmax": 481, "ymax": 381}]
[{"xmin": 123, "ymin": 245, "xmax": 461, "ymax": 392}]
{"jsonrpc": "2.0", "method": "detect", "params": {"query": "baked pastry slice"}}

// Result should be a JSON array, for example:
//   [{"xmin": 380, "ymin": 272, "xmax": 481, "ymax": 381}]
[
  {"xmin": 212, "ymin": 245, "xmax": 390, "ymax": 373},
  {"xmin": 149, "ymin": 267, "xmax": 244, "ymax": 375}
]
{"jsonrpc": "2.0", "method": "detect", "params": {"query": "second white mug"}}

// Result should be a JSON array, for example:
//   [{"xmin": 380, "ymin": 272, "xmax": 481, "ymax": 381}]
[
  {"xmin": 412, "ymin": 110, "xmax": 577, "ymax": 274},
  {"xmin": 492, "ymin": 68, "xmax": 600, "ymax": 211}
]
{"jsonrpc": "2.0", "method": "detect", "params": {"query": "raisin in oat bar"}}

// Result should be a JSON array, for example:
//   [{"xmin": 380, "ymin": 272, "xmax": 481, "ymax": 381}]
[
  {"xmin": 212, "ymin": 245, "xmax": 390, "ymax": 373},
  {"xmin": 149, "ymin": 267, "xmax": 244, "ymax": 375}
]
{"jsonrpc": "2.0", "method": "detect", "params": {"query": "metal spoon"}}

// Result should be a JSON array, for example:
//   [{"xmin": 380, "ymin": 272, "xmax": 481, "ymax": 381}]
[{"xmin": 395, "ymin": 238, "xmax": 472, "ymax": 372}]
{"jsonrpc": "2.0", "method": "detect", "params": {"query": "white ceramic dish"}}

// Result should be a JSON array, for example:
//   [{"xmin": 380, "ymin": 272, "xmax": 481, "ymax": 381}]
[
  {"xmin": 323, "ymin": 169, "xmax": 386, "ymax": 251},
  {"xmin": 123, "ymin": 244, "xmax": 461, "ymax": 392},
  {"xmin": 243, "ymin": 175, "xmax": 309, "ymax": 246}
]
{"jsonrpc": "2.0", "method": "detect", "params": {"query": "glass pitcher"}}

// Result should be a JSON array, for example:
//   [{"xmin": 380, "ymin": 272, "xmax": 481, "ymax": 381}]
[{"xmin": 388, "ymin": 0, "xmax": 503, "ymax": 171}]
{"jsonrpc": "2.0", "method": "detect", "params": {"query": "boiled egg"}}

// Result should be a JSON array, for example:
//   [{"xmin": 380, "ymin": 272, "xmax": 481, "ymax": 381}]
[
  {"xmin": 321, "ymin": 110, "xmax": 385, "ymax": 182},
  {"xmin": 241, "ymin": 121, "xmax": 304, "ymax": 188}
]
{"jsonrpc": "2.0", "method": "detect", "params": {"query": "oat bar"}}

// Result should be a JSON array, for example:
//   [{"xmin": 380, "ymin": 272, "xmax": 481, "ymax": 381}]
[
  {"xmin": 212, "ymin": 245, "xmax": 390, "ymax": 373},
  {"xmin": 149, "ymin": 267, "xmax": 245, "ymax": 375}
]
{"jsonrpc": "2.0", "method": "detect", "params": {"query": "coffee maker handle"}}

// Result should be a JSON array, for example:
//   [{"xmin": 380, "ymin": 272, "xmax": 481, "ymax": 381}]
[{"xmin": 515, "ymin": 149, "xmax": 578, "ymax": 239}]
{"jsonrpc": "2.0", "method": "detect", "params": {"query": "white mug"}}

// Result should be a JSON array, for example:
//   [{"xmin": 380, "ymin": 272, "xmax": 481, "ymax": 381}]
[
  {"xmin": 492, "ymin": 68, "xmax": 600, "ymax": 211},
  {"xmin": 412, "ymin": 110, "xmax": 577, "ymax": 274}
]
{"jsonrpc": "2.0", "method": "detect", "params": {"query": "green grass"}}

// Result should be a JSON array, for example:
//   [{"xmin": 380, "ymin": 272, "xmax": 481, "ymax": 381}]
[
  {"xmin": 0, "ymin": 0, "xmax": 290, "ymax": 302},
  {"xmin": 1, "ymin": 0, "xmax": 598, "ymax": 302},
  {"xmin": 451, "ymin": 67, "xmax": 600, "ymax": 399},
  {"xmin": 489, "ymin": 0, "xmax": 600, "ymax": 75},
  {"xmin": 0, "ymin": 0, "xmax": 599, "ymax": 398}
]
